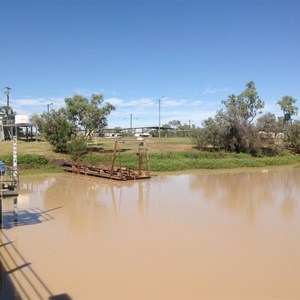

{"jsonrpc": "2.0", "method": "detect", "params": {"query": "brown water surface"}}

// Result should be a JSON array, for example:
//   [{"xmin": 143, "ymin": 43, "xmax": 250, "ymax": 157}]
[{"xmin": 1, "ymin": 166, "xmax": 300, "ymax": 299}]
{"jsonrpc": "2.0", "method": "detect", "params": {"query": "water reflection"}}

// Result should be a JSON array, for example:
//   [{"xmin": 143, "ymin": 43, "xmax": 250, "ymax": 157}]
[
  {"xmin": 189, "ymin": 166, "xmax": 299, "ymax": 219},
  {"xmin": 16, "ymin": 174, "xmax": 152, "ymax": 236},
  {"xmin": 15, "ymin": 166, "xmax": 300, "ymax": 226},
  {"xmin": 1, "ymin": 166, "xmax": 299, "ymax": 299}
]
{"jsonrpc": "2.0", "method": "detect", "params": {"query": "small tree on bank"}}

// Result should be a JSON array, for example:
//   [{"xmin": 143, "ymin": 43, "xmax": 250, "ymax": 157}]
[
  {"xmin": 67, "ymin": 136, "xmax": 88, "ymax": 161},
  {"xmin": 33, "ymin": 93, "xmax": 115, "ymax": 153},
  {"xmin": 42, "ymin": 108, "xmax": 74, "ymax": 153}
]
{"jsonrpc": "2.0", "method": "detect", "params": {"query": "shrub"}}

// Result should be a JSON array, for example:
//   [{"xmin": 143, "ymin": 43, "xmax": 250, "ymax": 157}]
[
  {"xmin": 67, "ymin": 136, "xmax": 88, "ymax": 161},
  {"xmin": 5, "ymin": 154, "xmax": 48, "ymax": 168}
]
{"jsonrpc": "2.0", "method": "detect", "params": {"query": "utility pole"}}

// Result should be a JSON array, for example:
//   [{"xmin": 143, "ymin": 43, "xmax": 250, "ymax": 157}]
[
  {"xmin": 124, "ymin": 114, "xmax": 138, "ymax": 130},
  {"xmin": 158, "ymin": 97, "xmax": 165, "ymax": 138},
  {"xmin": 4, "ymin": 87, "xmax": 12, "ymax": 138},
  {"xmin": 47, "ymin": 103, "xmax": 53, "ymax": 113},
  {"xmin": 4, "ymin": 86, "xmax": 11, "ymax": 108},
  {"xmin": 159, "ymin": 99, "xmax": 161, "ymax": 138}
]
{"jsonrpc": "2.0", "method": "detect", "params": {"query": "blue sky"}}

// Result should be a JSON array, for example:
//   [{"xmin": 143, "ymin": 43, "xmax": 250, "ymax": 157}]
[{"xmin": 1, "ymin": 0, "xmax": 299, "ymax": 128}]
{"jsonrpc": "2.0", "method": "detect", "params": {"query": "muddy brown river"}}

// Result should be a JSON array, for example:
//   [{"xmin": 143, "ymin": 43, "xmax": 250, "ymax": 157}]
[{"xmin": 1, "ymin": 165, "xmax": 300, "ymax": 299}]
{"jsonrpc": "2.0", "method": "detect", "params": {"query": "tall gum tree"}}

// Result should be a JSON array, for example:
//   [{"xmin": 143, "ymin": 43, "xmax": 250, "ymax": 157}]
[
  {"xmin": 277, "ymin": 96, "xmax": 299, "ymax": 152},
  {"xmin": 65, "ymin": 94, "xmax": 115, "ymax": 137},
  {"xmin": 217, "ymin": 81, "xmax": 264, "ymax": 152},
  {"xmin": 277, "ymin": 96, "xmax": 298, "ymax": 122}
]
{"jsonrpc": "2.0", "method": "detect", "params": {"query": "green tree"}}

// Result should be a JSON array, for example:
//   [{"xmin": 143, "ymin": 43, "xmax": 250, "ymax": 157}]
[
  {"xmin": 277, "ymin": 96, "xmax": 298, "ymax": 152},
  {"xmin": 31, "ymin": 110, "xmax": 74, "ymax": 148},
  {"xmin": 178, "ymin": 123, "xmax": 194, "ymax": 137},
  {"xmin": 30, "ymin": 113, "xmax": 44, "ymax": 135},
  {"xmin": 256, "ymin": 113, "xmax": 279, "ymax": 133},
  {"xmin": 255, "ymin": 113, "xmax": 284, "ymax": 156},
  {"xmin": 65, "ymin": 94, "xmax": 115, "ymax": 137},
  {"xmin": 289, "ymin": 120, "xmax": 300, "ymax": 153},
  {"xmin": 168, "ymin": 120, "xmax": 182, "ymax": 129},
  {"xmin": 277, "ymin": 96, "xmax": 298, "ymax": 122},
  {"xmin": 34, "ymin": 94, "xmax": 115, "ymax": 153},
  {"xmin": 42, "ymin": 109, "xmax": 75, "ymax": 153},
  {"xmin": 192, "ymin": 117, "xmax": 223, "ymax": 149},
  {"xmin": 217, "ymin": 81, "xmax": 264, "ymax": 152}
]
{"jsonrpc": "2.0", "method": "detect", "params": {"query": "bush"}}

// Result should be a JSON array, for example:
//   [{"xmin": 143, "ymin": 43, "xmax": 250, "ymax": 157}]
[
  {"xmin": 4, "ymin": 154, "xmax": 48, "ymax": 168},
  {"xmin": 67, "ymin": 136, "xmax": 88, "ymax": 161}
]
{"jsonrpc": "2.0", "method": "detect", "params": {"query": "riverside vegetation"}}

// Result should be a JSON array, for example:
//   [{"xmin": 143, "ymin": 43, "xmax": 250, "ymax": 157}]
[
  {"xmin": 1, "ymin": 82, "xmax": 300, "ymax": 173},
  {"xmin": 1, "ymin": 137, "xmax": 300, "ymax": 175}
]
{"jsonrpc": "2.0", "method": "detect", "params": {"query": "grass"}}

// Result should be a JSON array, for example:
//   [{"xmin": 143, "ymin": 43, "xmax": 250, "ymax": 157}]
[
  {"xmin": 89, "ymin": 151, "xmax": 300, "ymax": 172},
  {"xmin": 1, "ymin": 137, "xmax": 300, "ymax": 174}
]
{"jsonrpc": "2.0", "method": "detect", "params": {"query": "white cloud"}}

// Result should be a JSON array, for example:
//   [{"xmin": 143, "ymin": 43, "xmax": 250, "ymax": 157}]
[
  {"xmin": 106, "ymin": 97, "xmax": 155, "ymax": 108},
  {"xmin": 73, "ymin": 88, "xmax": 90, "ymax": 95},
  {"xmin": 12, "ymin": 97, "xmax": 65, "ymax": 115},
  {"xmin": 124, "ymin": 98, "xmax": 155, "ymax": 107},
  {"xmin": 10, "ymin": 94, "xmax": 220, "ymax": 129},
  {"xmin": 14, "ymin": 98, "xmax": 44, "ymax": 106},
  {"xmin": 106, "ymin": 97, "xmax": 125, "ymax": 106},
  {"xmin": 190, "ymin": 100, "xmax": 203, "ymax": 106},
  {"xmin": 71, "ymin": 87, "xmax": 118, "ymax": 98},
  {"xmin": 202, "ymin": 87, "xmax": 232, "ymax": 95},
  {"xmin": 162, "ymin": 99, "xmax": 185, "ymax": 107}
]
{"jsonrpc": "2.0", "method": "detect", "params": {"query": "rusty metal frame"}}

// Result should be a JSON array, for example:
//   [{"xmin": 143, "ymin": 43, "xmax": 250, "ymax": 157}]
[{"xmin": 63, "ymin": 138, "xmax": 151, "ymax": 181}]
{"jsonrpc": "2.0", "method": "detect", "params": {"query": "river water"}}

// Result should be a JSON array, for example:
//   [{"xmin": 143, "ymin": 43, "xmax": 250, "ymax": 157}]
[{"xmin": 1, "ymin": 165, "xmax": 300, "ymax": 299}]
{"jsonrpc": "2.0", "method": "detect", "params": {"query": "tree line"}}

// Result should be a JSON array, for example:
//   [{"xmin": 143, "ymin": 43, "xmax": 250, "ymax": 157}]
[
  {"xmin": 31, "ymin": 82, "xmax": 299, "ymax": 156},
  {"xmin": 191, "ymin": 81, "xmax": 299, "ymax": 155}
]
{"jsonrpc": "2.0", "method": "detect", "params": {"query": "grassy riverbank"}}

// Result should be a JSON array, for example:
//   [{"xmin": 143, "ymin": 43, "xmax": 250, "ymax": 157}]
[{"xmin": 1, "ymin": 138, "xmax": 300, "ymax": 174}]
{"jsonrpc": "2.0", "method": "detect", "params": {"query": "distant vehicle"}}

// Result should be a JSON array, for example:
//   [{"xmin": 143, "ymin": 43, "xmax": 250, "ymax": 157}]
[
  {"xmin": 103, "ymin": 133, "xmax": 123, "ymax": 138},
  {"xmin": 134, "ymin": 133, "xmax": 151, "ymax": 138}
]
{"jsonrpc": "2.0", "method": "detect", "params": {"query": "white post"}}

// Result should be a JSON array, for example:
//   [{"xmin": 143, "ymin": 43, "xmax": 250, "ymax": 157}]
[
  {"xmin": 158, "ymin": 98, "xmax": 161, "ymax": 138},
  {"xmin": 13, "ymin": 136, "xmax": 18, "ymax": 182},
  {"xmin": 13, "ymin": 136, "xmax": 18, "ymax": 222}
]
